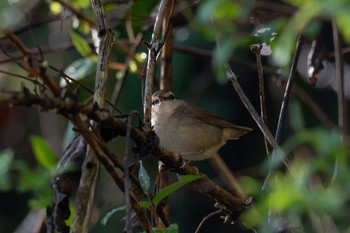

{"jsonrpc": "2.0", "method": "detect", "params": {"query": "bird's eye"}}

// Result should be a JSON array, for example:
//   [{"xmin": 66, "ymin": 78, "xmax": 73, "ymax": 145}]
[{"xmin": 152, "ymin": 99, "xmax": 160, "ymax": 105}]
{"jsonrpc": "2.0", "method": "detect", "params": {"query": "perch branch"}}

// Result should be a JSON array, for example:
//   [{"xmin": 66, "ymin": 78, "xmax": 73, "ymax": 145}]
[{"xmin": 1, "ymin": 92, "xmax": 251, "ymax": 217}]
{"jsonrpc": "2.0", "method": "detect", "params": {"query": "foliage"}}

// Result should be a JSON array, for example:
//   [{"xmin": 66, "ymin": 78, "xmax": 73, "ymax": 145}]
[{"xmin": 1, "ymin": 0, "xmax": 350, "ymax": 232}]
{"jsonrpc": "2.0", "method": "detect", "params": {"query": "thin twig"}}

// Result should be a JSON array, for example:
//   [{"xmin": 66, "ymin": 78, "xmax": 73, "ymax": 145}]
[
  {"xmin": 252, "ymin": 44, "xmax": 272, "ymax": 155},
  {"xmin": 227, "ymin": 65, "xmax": 290, "ymax": 171},
  {"xmin": 0, "ymin": 69, "xmax": 45, "ymax": 88},
  {"xmin": 110, "ymin": 27, "xmax": 145, "ymax": 109},
  {"xmin": 52, "ymin": 0, "xmax": 96, "ymax": 27},
  {"xmin": 227, "ymin": 67, "xmax": 277, "ymax": 152},
  {"xmin": 194, "ymin": 210, "xmax": 223, "ymax": 233},
  {"xmin": 173, "ymin": 45, "xmax": 280, "ymax": 76},
  {"xmin": 3, "ymin": 29, "xmax": 61, "ymax": 96},
  {"xmin": 274, "ymin": 35, "xmax": 304, "ymax": 144}
]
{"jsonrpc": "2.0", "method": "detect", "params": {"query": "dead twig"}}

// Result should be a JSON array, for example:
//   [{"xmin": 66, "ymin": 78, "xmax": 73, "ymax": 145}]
[
  {"xmin": 70, "ymin": 0, "xmax": 113, "ymax": 232},
  {"xmin": 194, "ymin": 210, "xmax": 223, "ymax": 233},
  {"xmin": 251, "ymin": 45, "xmax": 272, "ymax": 155}
]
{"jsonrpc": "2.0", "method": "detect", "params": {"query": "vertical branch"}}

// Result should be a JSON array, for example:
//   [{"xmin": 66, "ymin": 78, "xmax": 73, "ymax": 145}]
[
  {"xmin": 124, "ymin": 116, "xmax": 133, "ymax": 233},
  {"xmin": 332, "ymin": 20, "xmax": 346, "ymax": 138},
  {"xmin": 226, "ymin": 65, "xmax": 290, "ymax": 170},
  {"xmin": 70, "ymin": 0, "xmax": 113, "ymax": 232},
  {"xmin": 274, "ymin": 35, "xmax": 304, "ymax": 144},
  {"xmin": 160, "ymin": 1, "xmax": 174, "ymax": 90},
  {"xmin": 331, "ymin": 20, "xmax": 346, "ymax": 181},
  {"xmin": 157, "ymin": 0, "xmax": 174, "ymax": 228},
  {"xmin": 143, "ymin": 0, "xmax": 170, "ymax": 131},
  {"xmin": 251, "ymin": 45, "xmax": 272, "ymax": 155}
]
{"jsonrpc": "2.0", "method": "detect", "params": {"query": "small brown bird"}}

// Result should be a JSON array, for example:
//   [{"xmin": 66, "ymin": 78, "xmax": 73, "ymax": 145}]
[{"xmin": 151, "ymin": 90, "xmax": 252, "ymax": 160}]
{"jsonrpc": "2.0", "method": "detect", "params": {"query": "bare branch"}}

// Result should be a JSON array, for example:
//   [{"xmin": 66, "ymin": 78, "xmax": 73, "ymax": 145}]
[
  {"xmin": 143, "ymin": 0, "xmax": 172, "ymax": 131},
  {"xmin": 1, "ymin": 92, "xmax": 251, "ymax": 218},
  {"xmin": 70, "ymin": 0, "xmax": 114, "ymax": 232},
  {"xmin": 274, "ymin": 35, "xmax": 304, "ymax": 144}
]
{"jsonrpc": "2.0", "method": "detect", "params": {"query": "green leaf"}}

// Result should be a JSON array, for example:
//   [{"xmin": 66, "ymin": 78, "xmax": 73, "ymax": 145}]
[
  {"xmin": 62, "ymin": 57, "xmax": 96, "ymax": 84},
  {"xmin": 154, "ymin": 224, "xmax": 179, "ymax": 233},
  {"xmin": 0, "ymin": 149, "xmax": 14, "ymax": 191},
  {"xmin": 65, "ymin": 203, "xmax": 75, "ymax": 227},
  {"xmin": 140, "ymin": 224, "xmax": 179, "ymax": 233},
  {"xmin": 153, "ymin": 175, "xmax": 201, "ymax": 206},
  {"xmin": 69, "ymin": 30, "xmax": 92, "ymax": 57},
  {"xmin": 138, "ymin": 160, "xmax": 150, "ymax": 194},
  {"xmin": 138, "ymin": 200, "xmax": 152, "ymax": 209},
  {"xmin": 30, "ymin": 135, "xmax": 58, "ymax": 169},
  {"xmin": 101, "ymin": 206, "xmax": 126, "ymax": 226}
]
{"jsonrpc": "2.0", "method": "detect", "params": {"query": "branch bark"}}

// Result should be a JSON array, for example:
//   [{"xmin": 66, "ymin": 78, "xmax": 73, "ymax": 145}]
[
  {"xmin": 70, "ymin": 1, "xmax": 113, "ymax": 232},
  {"xmin": 1, "ymin": 92, "xmax": 251, "ymax": 218}
]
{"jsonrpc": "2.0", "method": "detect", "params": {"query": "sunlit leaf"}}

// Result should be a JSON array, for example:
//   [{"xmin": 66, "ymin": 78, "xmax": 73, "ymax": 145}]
[
  {"xmin": 153, "ymin": 175, "xmax": 201, "ymax": 206},
  {"xmin": 49, "ymin": 2, "xmax": 62, "ymax": 14},
  {"xmin": 336, "ymin": 9, "xmax": 350, "ymax": 43},
  {"xmin": 69, "ymin": 30, "xmax": 92, "ymax": 57},
  {"xmin": 71, "ymin": 0, "xmax": 90, "ymax": 9},
  {"xmin": 138, "ymin": 160, "xmax": 150, "ymax": 194},
  {"xmin": 30, "ymin": 135, "xmax": 57, "ymax": 170},
  {"xmin": 62, "ymin": 57, "xmax": 96, "ymax": 85}
]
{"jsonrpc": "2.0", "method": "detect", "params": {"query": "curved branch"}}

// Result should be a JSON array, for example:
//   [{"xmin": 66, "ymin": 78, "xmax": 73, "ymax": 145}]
[{"xmin": 1, "ymin": 92, "xmax": 251, "ymax": 217}]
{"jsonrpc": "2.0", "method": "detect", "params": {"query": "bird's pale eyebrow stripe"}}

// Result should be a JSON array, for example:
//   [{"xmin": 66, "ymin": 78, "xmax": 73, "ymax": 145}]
[{"xmin": 164, "ymin": 94, "xmax": 177, "ymax": 101}]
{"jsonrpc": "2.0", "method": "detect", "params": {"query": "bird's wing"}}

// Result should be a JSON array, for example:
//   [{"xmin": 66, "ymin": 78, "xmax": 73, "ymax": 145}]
[{"xmin": 173, "ymin": 101, "xmax": 252, "ymax": 131}]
